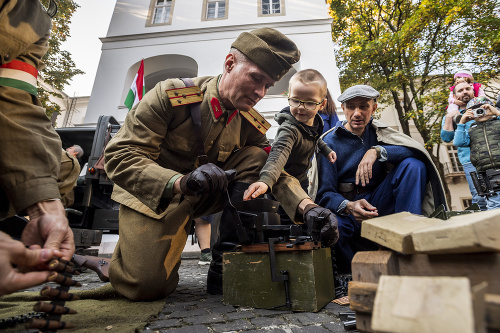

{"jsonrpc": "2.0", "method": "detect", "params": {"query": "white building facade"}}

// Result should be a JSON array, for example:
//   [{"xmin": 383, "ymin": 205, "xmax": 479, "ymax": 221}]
[
  {"xmin": 84, "ymin": 0, "xmax": 341, "ymax": 140},
  {"xmin": 82, "ymin": 0, "xmax": 476, "ymax": 210}
]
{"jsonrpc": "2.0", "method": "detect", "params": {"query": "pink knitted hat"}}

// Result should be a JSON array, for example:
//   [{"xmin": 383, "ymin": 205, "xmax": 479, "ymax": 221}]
[{"xmin": 454, "ymin": 69, "xmax": 473, "ymax": 79}]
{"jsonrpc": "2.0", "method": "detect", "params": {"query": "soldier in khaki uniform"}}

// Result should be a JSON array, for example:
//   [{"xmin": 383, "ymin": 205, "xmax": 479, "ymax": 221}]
[
  {"xmin": 104, "ymin": 28, "xmax": 338, "ymax": 301},
  {"xmin": 0, "ymin": 0, "xmax": 75, "ymax": 294}
]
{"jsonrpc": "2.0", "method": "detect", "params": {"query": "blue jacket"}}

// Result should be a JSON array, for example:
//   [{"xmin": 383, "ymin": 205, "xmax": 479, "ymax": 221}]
[
  {"xmin": 440, "ymin": 116, "xmax": 473, "ymax": 165},
  {"xmin": 316, "ymin": 119, "xmax": 417, "ymax": 213},
  {"xmin": 320, "ymin": 112, "xmax": 340, "ymax": 134}
]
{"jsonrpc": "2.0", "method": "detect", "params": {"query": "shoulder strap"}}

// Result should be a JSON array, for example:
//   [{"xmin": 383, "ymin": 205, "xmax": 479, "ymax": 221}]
[
  {"xmin": 179, "ymin": 78, "xmax": 208, "ymax": 165},
  {"xmin": 240, "ymin": 109, "xmax": 271, "ymax": 135}
]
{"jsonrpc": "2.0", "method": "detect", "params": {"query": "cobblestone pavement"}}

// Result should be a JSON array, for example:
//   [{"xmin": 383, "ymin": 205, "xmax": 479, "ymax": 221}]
[
  {"xmin": 140, "ymin": 259, "xmax": 355, "ymax": 333},
  {"xmin": 22, "ymin": 259, "xmax": 355, "ymax": 333}
]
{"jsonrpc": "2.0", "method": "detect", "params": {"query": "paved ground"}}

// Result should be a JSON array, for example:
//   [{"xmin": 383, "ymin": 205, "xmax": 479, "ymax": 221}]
[
  {"xmin": 22, "ymin": 259, "xmax": 355, "ymax": 332},
  {"xmin": 138, "ymin": 259, "xmax": 354, "ymax": 333}
]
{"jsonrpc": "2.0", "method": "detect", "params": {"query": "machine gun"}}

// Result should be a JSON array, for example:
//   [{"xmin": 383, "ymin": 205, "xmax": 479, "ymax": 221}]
[{"xmin": 222, "ymin": 195, "xmax": 335, "ymax": 312}]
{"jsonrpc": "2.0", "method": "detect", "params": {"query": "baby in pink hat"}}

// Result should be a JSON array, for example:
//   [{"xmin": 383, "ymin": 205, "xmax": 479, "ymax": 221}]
[{"xmin": 448, "ymin": 69, "xmax": 485, "ymax": 113}]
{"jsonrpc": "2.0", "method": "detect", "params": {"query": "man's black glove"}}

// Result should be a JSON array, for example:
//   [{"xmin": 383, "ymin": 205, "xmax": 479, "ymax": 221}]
[
  {"xmin": 180, "ymin": 163, "xmax": 237, "ymax": 196},
  {"xmin": 303, "ymin": 204, "xmax": 339, "ymax": 247}
]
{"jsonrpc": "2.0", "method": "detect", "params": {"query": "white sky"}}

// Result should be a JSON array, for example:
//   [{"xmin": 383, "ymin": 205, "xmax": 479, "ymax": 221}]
[{"xmin": 62, "ymin": 1, "xmax": 117, "ymax": 97}]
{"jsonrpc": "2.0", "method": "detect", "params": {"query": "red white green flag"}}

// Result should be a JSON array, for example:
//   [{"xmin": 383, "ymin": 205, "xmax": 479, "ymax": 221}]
[
  {"xmin": 124, "ymin": 59, "xmax": 145, "ymax": 110},
  {"xmin": 0, "ymin": 60, "xmax": 39, "ymax": 96}
]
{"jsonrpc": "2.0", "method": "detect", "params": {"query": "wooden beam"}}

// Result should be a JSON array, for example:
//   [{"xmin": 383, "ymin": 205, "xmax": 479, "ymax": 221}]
[
  {"xmin": 485, "ymin": 293, "xmax": 500, "ymax": 330},
  {"xmin": 412, "ymin": 210, "xmax": 500, "ymax": 254},
  {"xmin": 360, "ymin": 212, "xmax": 441, "ymax": 253},
  {"xmin": 398, "ymin": 253, "xmax": 500, "ymax": 294},
  {"xmin": 348, "ymin": 281, "xmax": 377, "ymax": 313},
  {"xmin": 351, "ymin": 251, "xmax": 399, "ymax": 283},
  {"xmin": 371, "ymin": 276, "xmax": 486, "ymax": 333}
]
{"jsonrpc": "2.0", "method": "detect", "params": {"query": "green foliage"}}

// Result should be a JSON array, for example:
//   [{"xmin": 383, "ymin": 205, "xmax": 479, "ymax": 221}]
[
  {"xmin": 39, "ymin": 0, "xmax": 84, "ymax": 120},
  {"xmin": 329, "ymin": 0, "xmax": 500, "ymax": 148},
  {"xmin": 328, "ymin": 0, "xmax": 500, "ymax": 204}
]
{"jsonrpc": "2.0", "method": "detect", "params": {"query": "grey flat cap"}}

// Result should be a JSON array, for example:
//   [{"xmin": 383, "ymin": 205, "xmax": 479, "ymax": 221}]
[{"xmin": 338, "ymin": 85, "xmax": 380, "ymax": 103}]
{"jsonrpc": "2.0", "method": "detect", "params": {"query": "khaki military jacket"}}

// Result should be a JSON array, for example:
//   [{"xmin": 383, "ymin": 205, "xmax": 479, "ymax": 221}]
[
  {"xmin": 309, "ymin": 119, "xmax": 447, "ymax": 216},
  {"xmin": 105, "ymin": 76, "xmax": 309, "ymax": 220},
  {"xmin": 0, "ymin": 0, "xmax": 62, "ymax": 218},
  {"xmin": 57, "ymin": 151, "xmax": 80, "ymax": 208}
]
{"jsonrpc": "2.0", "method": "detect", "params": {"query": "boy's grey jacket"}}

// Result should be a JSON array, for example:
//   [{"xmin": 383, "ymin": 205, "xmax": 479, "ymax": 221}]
[
  {"xmin": 259, "ymin": 109, "xmax": 333, "ymax": 189},
  {"xmin": 309, "ymin": 119, "xmax": 447, "ymax": 215}
]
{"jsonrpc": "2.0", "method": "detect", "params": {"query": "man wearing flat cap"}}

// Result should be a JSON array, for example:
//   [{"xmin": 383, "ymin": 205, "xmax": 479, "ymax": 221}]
[
  {"xmin": 104, "ymin": 27, "xmax": 339, "ymax": 301},
  {"xmin": 312, "ymin": 84, "xmax": 446, "ymax": 276}
]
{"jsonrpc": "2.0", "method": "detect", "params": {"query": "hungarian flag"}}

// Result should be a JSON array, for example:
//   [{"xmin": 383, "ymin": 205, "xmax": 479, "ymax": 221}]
[{"xmin": 124, "ymin": 59, "xmax": 145, "ymax": 110}]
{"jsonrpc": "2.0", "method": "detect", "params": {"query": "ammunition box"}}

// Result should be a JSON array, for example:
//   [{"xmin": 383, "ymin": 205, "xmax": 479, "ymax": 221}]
[{"xmin": 223, "ymin": 248, "xmax": 334, "ymax": 312}]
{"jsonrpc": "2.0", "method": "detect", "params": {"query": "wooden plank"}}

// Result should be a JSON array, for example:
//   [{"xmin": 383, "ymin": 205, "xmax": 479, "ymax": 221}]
[
  {"xmin": 371, "ymin": 276, "xmax": 486, "ymax": 333},
  {"xmin": 351, "ymin": 251, "xmax": 399, "ymax": 283},
  {"xmin": 412, "ymin": 210, "xmax": 500, "ymax": 254},
  {"xmin": 398, "ymin": 253, "xmax": 500, "ymax": 294},
  {"xmin": 485, "ymin": 293, "xmax": 500, "ymax": 330},
  {"xmin": 355, "ymin": 311, "xmax": 373, "ymax": 332},
  {"xmin": 361, "ymin": 212, "xmax": 441, "ymax": 253},
  {"xmin": 348, "ymin": 281, "xmax": 377, "ymax": 313},
  {"xmin": 353, "ymin": 290, "xmax": 499, "ymax": 332}
]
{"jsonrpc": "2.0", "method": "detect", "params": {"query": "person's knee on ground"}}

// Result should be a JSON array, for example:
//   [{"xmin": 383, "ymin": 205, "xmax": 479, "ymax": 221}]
[
  {"xmin": 109, "ymin": 205, "xmax": 192, "ymax": 301},
  {"xmin": 110, "ymin": 254, "xmax": 180, "ymax": 301}
]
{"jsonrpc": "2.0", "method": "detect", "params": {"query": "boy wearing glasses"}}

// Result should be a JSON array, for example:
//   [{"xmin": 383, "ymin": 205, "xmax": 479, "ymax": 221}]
[{"xmin": 244, "ymin": 69, "xmax": 337, "ymax": 200}]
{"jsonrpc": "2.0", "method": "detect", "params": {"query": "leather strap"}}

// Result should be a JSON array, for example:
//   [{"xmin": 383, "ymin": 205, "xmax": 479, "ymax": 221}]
[{"xmin": 180, "ymin": 78, "xmax": 208, "ymax": 165}]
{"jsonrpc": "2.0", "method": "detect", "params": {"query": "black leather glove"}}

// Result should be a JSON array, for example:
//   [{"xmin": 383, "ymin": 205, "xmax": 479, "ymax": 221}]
[
  {"xmin": 180, "ymin": 163, "xmax": 237, "ymax": 196},
  {"xmin": 303, "ymin": 204, "xmax": 339, "ymax": 247}
]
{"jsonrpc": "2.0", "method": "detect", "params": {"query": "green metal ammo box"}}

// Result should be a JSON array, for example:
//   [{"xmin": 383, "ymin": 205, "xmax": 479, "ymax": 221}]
[{"xmin": 222, "ymin": 247, "xmax": 335, "ymax": 312}]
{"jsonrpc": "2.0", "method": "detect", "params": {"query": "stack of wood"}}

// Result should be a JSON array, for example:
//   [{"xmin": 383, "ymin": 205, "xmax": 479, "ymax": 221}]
[{"xmin": 348, "ymin": 210, "xmax": 500, "ymax": 333}]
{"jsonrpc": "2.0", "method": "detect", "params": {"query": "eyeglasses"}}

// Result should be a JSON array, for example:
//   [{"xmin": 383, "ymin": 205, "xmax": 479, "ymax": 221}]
[{"xmin": 288, "ymin": 98, "xmax": 322, "ymax": 110}]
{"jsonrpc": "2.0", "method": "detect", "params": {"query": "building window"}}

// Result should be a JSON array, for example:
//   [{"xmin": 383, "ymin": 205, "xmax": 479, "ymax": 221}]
[
  {"xmin": 445, "ymin": 145, "xmax": 463, "ymax": 174},
  {"xmin": 258, "ymin": 0, "xmax": 285, "ymax": 17},
  {"xmin": 147, "ymin": 0, "xmax": 174, "ymax": 26},
  {"xmin": 461, "ymin": 197, "xmax": 473, "ymax": 209},
  {"xmin": 202, "ymin": 0, "xmax": 228, "ymax": 20}
]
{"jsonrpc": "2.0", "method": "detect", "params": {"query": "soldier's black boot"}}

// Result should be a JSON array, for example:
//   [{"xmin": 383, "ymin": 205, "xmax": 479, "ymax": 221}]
[{"xmin": 207, "ymin": 182, "xmax": 252, "ymax": 295}]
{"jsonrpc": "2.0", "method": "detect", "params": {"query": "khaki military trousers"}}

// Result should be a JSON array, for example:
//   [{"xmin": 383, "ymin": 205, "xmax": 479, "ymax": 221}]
[{"xmin": 109, "ymin": 146, "xmax": 268, "ymax": 301}]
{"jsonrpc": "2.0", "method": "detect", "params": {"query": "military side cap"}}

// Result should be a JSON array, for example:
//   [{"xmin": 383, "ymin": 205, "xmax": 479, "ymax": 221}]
[
  {"xmin": 231, "ymin": 27, "xmax": 300, "ymax": 81},
  {"xmin": 338, "ymin": 85, "xmax": 380, "ymax": 103},
  {"xmin": 466, "ymin": 96, "xmax": 494, "ymax": 110}
]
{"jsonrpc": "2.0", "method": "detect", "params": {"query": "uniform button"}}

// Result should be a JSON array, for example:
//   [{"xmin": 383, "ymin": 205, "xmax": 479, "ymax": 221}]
[
  {"xmin": 210, "ymin": 141, "xmax": 214, "ymax": 145},
  {"xmin": 219, "ymin": 117, "xmax": 225, "ymax": 123}
]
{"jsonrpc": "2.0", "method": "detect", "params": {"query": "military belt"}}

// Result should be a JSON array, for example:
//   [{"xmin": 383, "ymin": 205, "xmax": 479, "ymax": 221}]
[{"xmin": 338, "ymin": 182, "xmax": 370, "ymax": 201}]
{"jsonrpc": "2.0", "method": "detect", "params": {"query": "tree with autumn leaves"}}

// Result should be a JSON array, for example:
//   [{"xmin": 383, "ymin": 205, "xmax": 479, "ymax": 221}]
[
  {"xmin": 328, "ymin": 0, "xmax": 500, "ymax": 204},
  {"xmin": 39, "ymin": 0, "xmax": 83, "ymax": 121}
]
